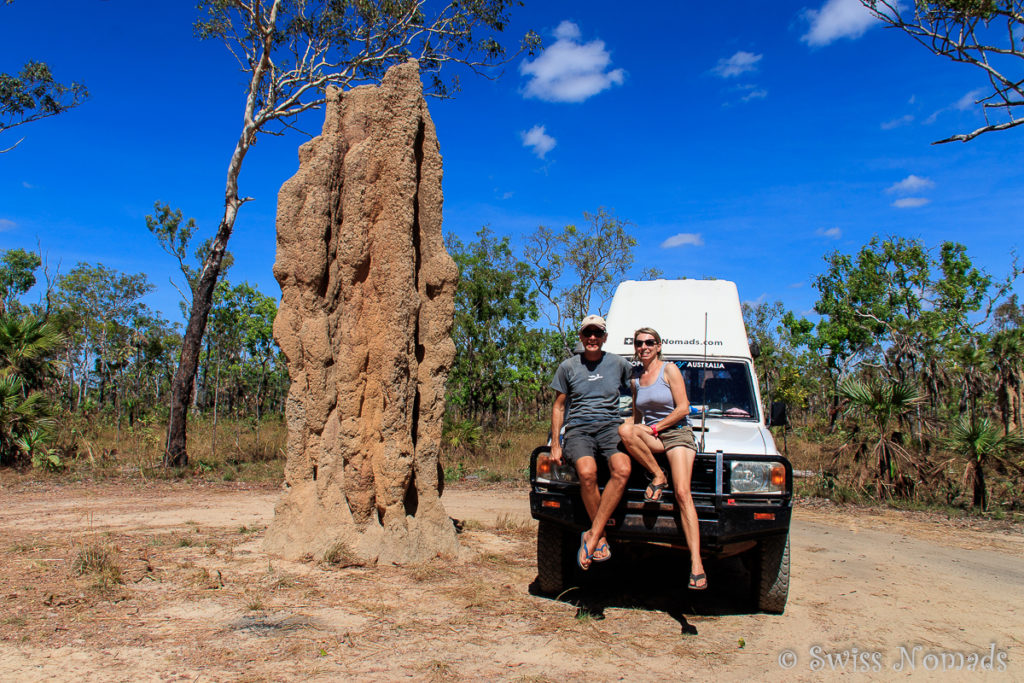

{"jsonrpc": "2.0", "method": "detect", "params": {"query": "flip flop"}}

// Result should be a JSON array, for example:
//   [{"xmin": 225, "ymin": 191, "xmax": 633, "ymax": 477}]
[
  {"xmin": 577, "ymin": 532, "xmax": 594, "ymax": 571},
  {"xmin": 591, "ymin": 539, "xmax": 611, "ymax": 563},
  {"xmin": 689, "ymin": 572, "xmax": 707, "ymax": 591},
  {"xmin": 644, "ymin": 481, "xmax": 668, "ymax": 503}
]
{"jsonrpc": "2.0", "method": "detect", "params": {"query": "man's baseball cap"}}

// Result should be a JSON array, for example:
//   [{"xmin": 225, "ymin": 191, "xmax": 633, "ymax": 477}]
[{"xmin": 578, "ymin": 315, "xmax": 607, "ymax": 333}]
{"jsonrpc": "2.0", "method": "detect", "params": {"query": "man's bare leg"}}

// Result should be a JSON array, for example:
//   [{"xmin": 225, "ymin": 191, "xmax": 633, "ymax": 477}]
[{"xmin": 581, "ymin": 451, "xmax": 631, "ymax": 563}]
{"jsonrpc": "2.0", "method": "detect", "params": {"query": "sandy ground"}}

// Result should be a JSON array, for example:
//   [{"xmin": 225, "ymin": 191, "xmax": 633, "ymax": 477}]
[{"xmin": 0, "ymin": 477, "xmax": 1022, "ymax": 682}]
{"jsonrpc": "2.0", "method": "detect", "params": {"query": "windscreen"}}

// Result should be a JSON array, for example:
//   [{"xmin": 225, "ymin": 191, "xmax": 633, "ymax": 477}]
[{"xmin": 673, "ymin": 360, "xmax": 757, "ymax": 420}]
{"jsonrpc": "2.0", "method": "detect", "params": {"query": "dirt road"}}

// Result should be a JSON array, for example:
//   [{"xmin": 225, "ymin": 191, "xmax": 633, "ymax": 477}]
[{"xmin": 0, "ymin": 479, "xmax": 1021, "ymax": 681}]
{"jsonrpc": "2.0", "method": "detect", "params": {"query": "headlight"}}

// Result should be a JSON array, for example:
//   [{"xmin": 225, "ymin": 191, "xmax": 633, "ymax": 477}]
[
  {"xmin": 535, "ymin": 453, "xmax": 579, "ymax": 484},
  {"xmin": 730, "ymin": 461, "xmax": 786, "ymax": 493}
]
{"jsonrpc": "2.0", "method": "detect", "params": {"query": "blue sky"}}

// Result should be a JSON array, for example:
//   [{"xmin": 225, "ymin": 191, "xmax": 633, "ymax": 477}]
[{"xmin": 3, "ymin": 0, "xmax": 1023, "ymax": 325}]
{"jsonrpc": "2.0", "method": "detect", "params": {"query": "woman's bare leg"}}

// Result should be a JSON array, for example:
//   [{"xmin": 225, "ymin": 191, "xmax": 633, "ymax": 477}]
[
  {"xmin": 618, "ymin": 423, "xmax": 667, "ymax": 493},
  {"xmin": 666, "ymin": 446, "xmax": 705, "ymax": 586}
]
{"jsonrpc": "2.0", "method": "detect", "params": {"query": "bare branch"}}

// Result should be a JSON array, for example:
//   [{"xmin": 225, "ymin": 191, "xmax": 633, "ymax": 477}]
[{"xmin": 864, "ymin": 0, "xmax": 1024, "ymax": 143}]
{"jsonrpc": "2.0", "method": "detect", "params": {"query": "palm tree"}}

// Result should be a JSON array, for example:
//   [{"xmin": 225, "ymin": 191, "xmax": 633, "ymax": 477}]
[
  {"xmin": 945, "ymin": 415, "xmax": 1024, "ymax": 510},
  {"xmin": 837, "ymin": 377, "xmax": 924, "ymax": 498},
  {"xmin": 0, "ymin": 312, "xmax": 63, "ymax": 465},
  {"xmin": 0, "ymin": 313, "xmax": 64, "ymax": 393},
  {"xmin": 952, "ymin": 341, "xmax": 993, "ymax": 422},
  {"xmin": 0, "ymin": 374, "xmax": 54, "ymax": 465},
  {"xmin": 989, "ymin": 329, "xmax": 1024, "ymax": 435}
]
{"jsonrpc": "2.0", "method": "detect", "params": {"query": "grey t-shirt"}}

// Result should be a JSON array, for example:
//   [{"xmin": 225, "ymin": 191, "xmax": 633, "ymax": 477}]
[{"xmin": 550, "ymin": 352, "xmax": 633, "ymax": 428}]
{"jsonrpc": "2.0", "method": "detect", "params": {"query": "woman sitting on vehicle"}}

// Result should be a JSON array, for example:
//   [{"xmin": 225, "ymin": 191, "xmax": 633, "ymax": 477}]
[{"xmin": 618, "ymin": 326, "xmax": 707, "ymax": 590}]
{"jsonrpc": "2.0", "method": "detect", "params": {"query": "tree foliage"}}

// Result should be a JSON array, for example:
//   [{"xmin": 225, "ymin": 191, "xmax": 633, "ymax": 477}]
[
  {"xmin": 446, "ymin": 228, "xmax": 553, "ymax": 424},
  {"xmin": 0, "ymin": 248, "xmax": 41, "ymax": 315},
  {"xmin": 525, "ymin": 208, "xmax": 640, "ymax": 355},
  {"xmin": 1, "ymin": 2, "xmax": 88, "ymax": 153}
]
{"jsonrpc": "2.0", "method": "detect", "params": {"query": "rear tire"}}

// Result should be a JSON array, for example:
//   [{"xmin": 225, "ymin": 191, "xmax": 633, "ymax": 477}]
[
  {"xmin": 754, "ymin": 533, "xmax": 790, "ymax": 614},
  {"xmin": 536, "ymin": 520, "xmax": 575, "ymax": 595}
]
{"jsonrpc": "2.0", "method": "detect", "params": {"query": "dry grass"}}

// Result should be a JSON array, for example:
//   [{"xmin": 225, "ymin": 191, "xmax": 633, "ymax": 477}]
[
  {"xmin": 71, "ymin": 543, "xmax": 123, "ymax": 589},
  {"xmin": 422, "ymin": 659, "xmax": 457, "ymax": 680},
  {"xmin": 493, "ymin": 513, "xmax": 536, "ymax": 539},
  {"xmin": 321, "ymin": 540, "xmax": 365, "ymax": 568},
  {"xmin": 442, "ymin": 421, "xmax": 548, "ymax": 484},
  {"xmin": 51, "ymin": 414, "xmax": 286, "ymax": 482}
]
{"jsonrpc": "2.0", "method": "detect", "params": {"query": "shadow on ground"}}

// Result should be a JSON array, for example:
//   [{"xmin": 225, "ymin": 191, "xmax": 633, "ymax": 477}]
[{"xmin": 528, "ymin": 542, "xmax": 757, "ymax": 636}]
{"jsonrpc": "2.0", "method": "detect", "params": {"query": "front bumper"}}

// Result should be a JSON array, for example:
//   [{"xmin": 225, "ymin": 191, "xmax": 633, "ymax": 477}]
[{"xmin": 530, "ymin": 451, "xmax": 792, "ymax": 552}]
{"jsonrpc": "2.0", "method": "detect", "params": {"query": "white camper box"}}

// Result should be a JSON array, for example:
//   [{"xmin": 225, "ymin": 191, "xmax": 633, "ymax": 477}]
[{"xmin": 604, "ymin": 279, "xmax": 780, "ymax": 456}]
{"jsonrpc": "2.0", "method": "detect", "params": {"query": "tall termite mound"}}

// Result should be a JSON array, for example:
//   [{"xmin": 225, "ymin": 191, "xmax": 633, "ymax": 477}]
[{"xmin": 264, "ymin": 61, "xmax": 459, "ymax": 564}]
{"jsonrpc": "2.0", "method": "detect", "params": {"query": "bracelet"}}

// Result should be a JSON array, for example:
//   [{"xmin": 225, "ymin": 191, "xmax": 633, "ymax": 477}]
[{"xmin": 650, "ymin": 424, "xmax": 659, "ymax": 438}]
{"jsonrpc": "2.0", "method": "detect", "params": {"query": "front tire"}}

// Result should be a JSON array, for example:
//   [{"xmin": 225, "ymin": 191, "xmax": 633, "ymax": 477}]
[
  {"xmin": 536, "ymin": 520, "xmax": 575, "ymax": 595},
  {"xmin": 754, "ymin": 533, "xmax": 790, "ymax": 614}
]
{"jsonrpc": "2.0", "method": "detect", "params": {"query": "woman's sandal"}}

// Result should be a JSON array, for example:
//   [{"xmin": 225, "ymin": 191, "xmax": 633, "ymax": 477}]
[
  {"xmin": 644, "ymin": 473, "xmax": 669, "ymax": 503},
  {"xmin": 689, "ymin": 572, "xmax": 707, "ymax": 591}
]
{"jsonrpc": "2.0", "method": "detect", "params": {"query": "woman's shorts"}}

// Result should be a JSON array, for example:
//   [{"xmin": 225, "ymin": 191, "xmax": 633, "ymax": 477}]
[{"xmin": 659, "ymin": 425, "xmax": 697, "ymax": 452}]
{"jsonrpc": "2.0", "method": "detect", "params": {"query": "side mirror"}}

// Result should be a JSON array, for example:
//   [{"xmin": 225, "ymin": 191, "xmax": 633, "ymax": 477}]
[
  {"xmin": 769, "ymin": 401, "xmax": 788, "ymax": 428},
  {"xmin": 749, "ymin": 341, "xmax": 760, "ymax": 359}
]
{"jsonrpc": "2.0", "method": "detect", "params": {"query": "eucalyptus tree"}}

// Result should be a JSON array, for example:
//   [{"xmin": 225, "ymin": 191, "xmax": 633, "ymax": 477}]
[
  {"xmin": 863, "ymin": 0, "xmax": 1024, "ymax": 143},
  {"xmin": 524, "ymin": 208, "xmax": 655, "ymax": 356},
  {"xmin": 743, "ymin": 300, "xmax": 820, "ymax": 423},
  {"xmin": 446, "ymin": 227, "xmax": 543, "ymax": 424},
  {"xmin": 812, "ymin": 237, "xmax": 930, "ymax": 425},
  {"xmin": 0, "ymin": 248, "xmax": 41, "ymax": 315},
  {"xmin": 163, "ymin": 0, "xmax": 540, "ymax": 467},
  {"xmin": 53, "ymin": 264, "xmax": 154, "ymax": 411},
  {"xmin": 812, "ymin": 237, "xmax": 1004, "ymax": 429}
]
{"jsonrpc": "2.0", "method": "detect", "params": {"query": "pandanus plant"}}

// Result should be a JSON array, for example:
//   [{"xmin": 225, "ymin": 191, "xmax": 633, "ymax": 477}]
[
  {"xmin": 944, "ymin": 415, "xmax": 1024, "ymax": 510},
  {"xmin": 837, "ymin": 377, "xmax": 924, "ymax": 498}
]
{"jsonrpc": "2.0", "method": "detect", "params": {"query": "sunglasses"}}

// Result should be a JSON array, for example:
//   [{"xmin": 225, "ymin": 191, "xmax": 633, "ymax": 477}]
[
  {"xmin": 580, "ymin": 328, "xmax": 605, "ymax": 338},
  {"xmin": 634, "ymin": 338, "xmax": 658, "ymax": 347}
]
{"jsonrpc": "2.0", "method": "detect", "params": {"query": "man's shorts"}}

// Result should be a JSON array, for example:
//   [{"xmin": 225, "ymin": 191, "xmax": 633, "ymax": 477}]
[
  {"xmin": 563, "ymin": 422, "xmax": 623, "ymax": 462},
  {"xmin": 659, "ymin": 425, "xmax": 697, "ymax": 453}
]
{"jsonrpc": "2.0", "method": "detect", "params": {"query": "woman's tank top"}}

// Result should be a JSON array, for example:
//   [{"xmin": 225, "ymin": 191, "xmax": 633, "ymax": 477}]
[{"xmin": 634, "ymin": 362, "xmax": 689, "ymax": 427}]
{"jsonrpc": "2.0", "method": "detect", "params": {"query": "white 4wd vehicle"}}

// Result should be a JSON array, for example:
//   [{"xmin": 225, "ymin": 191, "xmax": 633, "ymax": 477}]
[{"xmin": 529, "ymin": 279, "xmax": 792, "ymax": 613}]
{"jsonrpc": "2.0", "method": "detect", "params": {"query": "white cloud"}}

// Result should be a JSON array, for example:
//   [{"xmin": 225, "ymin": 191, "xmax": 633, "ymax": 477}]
[
  {"xmin": 955, "ymin": 88, "xmax": 985, "ymax": 110},
  {"xmin": 553, "ymin": 20, "xmax": 580, "ymax": 41},
  {"xmin": 886, "ymin": 174, "xmax": 934, "ymax": 194},
  {"xmin": 816, "ymin": 226, "xmax": 842, "ymax": 239},
  {"xmin": 741, "ymin": 87, "xmax": 768, "ymax": 102},
  {"xmin": 925, "ymin": 88, "xmax": 986, "ymax": 124},
  {"xmin": 801, "ymin": 0, "xmax": 879, "ymax": 46},
  {"xmin": 660, "ymin": 233, "xmax": 704, "ymax": 249},
  {"xmin": 521, "ymin": 125, "xmax": 556, "ymax": 159},
  {"xmin": 881, "ymin": 114, "xmax": 914, "ymax": 130},
  {"xmin": 21, "ymin": 181, "xmax": 35, "ymax": 189},
  {"xmin": 788, "ymin": 281, "xmax": 805, "ymax": 289},
  {"xmin": 713, "ymin": 51, "xmax": 762, "ymax": 78},
  {"xmin": 892, "ymin": 197, "xmax": 930, "ymax": 208},
  {"xmin": 520, "ymin": 21, "xmax": 625, "ymax": 103},
  {"xmin": 0, "ymin": 218, "xmax": 16, "ymax": 232}
]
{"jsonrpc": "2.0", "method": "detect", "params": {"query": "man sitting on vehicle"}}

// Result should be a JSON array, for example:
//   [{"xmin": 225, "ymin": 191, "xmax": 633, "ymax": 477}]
[{"xmin": 549, "ymin": 315, "xmax": 634, "ymax": 570}]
